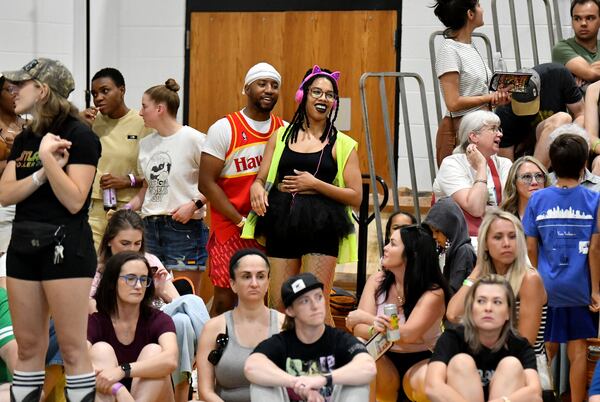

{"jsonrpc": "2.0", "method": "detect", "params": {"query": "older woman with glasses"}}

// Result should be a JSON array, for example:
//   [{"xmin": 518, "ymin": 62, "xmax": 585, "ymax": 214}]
[
  {"xmin": 433, "ymin": 110, "xmax": 513, "ymax": 239},
  {"xmin": 88, "ymin": 251, "xmax": 178, "ymax": 402},
  {"xmin": 197, "ymin": 249, "xmax": 283, "ymax": 402},
  {"xmin": 500, "ymin": 156, "xmax": 549, "ymax": 220}
]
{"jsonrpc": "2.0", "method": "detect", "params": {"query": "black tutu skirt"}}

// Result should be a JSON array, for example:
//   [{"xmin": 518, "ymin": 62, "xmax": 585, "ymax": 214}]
[{"xmin": 255, "ymin": 188, "xmax": 354, "ymax": 242}]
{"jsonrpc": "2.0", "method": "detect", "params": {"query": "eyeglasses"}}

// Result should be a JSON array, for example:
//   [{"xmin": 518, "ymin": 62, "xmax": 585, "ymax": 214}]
[
  {"xmin": 208, "ymin": 333, "xmax": 229, "ymax": 365},
  {"xmin": 517, "ymin": 172, "xmax": 545, "ymax": 185},
  {"xmin": 119, "ymin": 274, "xmax": 152, "ymax": 288},
  {"xmin": 480, "ymin": 125, "xmax": 502, "ymax": 134},
  {"xmin": 1, "ymin": 84, "xmax": 19, "ymax": 95},
  {"xmin": 308, "ymin": 87, "xmax": 337, "ymax": 102}
]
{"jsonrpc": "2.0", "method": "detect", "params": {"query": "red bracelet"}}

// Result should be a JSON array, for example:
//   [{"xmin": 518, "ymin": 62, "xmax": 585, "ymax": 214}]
[{"xmin": 111, "ymin": 382, "xmax": 124, "ymax": 396}]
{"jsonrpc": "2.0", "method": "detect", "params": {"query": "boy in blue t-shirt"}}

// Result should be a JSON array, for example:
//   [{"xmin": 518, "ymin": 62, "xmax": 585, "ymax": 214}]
[{"xmin": 523, "ymin": 132, "xmax": 600, "ymax": 402}]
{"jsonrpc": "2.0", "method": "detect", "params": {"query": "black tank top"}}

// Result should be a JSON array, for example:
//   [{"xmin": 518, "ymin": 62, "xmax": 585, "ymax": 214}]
[{"xmin": 277, "ymin": 140, "xmax": 337, "ymax": 184}]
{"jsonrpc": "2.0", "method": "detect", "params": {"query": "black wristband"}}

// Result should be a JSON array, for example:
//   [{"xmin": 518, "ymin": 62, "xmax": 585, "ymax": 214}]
[
  {"xmin": 120, "ymin": 362, "xmax": 131, "ymax": 378},
  {"xmin": 194, "ymin": 199, "xmax": 204, "ymax": 210},
  {"xmin": 323, "ymin": 373, "xmax": 333, "ymax": 388}
]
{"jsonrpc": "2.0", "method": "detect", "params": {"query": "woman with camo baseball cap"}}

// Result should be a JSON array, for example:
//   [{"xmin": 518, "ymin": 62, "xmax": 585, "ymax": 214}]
[{"xmin": 0, "ymin": 58, "xmax": 100, "ymax": 402}]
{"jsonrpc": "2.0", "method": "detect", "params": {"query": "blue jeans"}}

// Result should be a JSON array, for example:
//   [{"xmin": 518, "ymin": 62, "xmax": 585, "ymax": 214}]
[
  {"xmin": 143, "ymin": 216, "xmax": 208, "ymax": 271},
  {"xmin": 45, "ymin": 319, "xmax": 62, "ymax": 366}
]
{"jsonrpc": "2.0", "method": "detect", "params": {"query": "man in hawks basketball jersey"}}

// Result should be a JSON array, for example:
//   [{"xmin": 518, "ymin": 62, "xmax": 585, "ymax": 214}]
[{"xmin": 199, "ymin": 62, "xmax": 284, "ymax": 315}]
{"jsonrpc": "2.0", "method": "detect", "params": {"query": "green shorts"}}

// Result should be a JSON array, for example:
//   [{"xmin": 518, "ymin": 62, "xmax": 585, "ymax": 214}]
[{"xmin": 0, "ymin": 288, "xmax": 14, "ymax": 383}]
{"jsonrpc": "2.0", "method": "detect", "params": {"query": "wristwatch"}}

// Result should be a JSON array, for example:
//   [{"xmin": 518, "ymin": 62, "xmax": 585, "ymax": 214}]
[
  {"xmin": 193, "ymin": 198, "xmax": 204, "ymax": 210},
  {"xmin": 120, "ymin": 362, "xmax": 131, "ymax": 378}
]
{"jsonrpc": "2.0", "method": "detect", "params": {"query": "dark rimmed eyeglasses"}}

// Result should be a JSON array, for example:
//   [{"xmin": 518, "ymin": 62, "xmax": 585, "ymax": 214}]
[
  {"xmin": 208, "ymin": 333, "xmax": 229, "ymax": 365},
  {"xmin": 308, "ymin": 87, "xmax": 336, "ymax": 102},
  {"xmin": 119, "ymin": 274, "xmax": 152, "ymax": 288},
  {"xmin": 517, "ymin": 172, "xmax": 545, "ymax": 185}
]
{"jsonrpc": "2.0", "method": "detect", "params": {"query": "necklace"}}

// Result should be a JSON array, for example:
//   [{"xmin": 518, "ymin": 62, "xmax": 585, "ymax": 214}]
[{"xmin": 394, "ymin": 282, "xmax": 405, "ymax": 307}]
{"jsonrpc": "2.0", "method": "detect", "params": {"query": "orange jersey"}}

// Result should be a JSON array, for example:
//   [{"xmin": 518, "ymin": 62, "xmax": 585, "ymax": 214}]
[{"xmin": 212, "ymin": 111, "xmax": 284, "ymax": 242}]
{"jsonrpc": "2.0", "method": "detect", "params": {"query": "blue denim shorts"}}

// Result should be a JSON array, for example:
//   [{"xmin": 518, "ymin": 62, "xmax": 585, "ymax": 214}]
[{"xmin": 143, "ymin": 216, "xmax": 208, "ymax": 271}]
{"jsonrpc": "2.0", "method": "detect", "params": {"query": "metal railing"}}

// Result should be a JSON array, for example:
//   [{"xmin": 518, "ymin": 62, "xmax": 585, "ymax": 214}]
[
  {"xmin": 429, "ymin": 31, "xmax": 494, "ymax": 123},
  {"xmin": 491, "ymin": 0, "xmax": 557, "ymax": 68},
  {"xmin": 358, "ymin": 72, "xmax": 436, "ymax": 259},
  {"xmin": 353, "ymin": 174, "xmax": 388, "ymax": 300}
]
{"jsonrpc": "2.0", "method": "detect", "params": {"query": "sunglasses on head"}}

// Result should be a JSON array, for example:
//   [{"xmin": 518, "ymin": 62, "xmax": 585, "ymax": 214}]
[{"xmin": 208, "ymin": 332, "xmax": 229, "ymax": 366}]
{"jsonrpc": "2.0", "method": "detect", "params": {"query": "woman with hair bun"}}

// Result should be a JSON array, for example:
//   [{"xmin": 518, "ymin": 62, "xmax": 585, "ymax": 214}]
[{"xmin": 128, "ymin": 79, "xmax": 209, "ymax": 290}]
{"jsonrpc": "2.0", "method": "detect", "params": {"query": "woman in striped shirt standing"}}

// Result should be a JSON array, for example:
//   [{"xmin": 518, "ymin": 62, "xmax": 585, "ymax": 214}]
[{"xmin": 433, "ymin": 0, "xmax": 511, "ymax": 165}]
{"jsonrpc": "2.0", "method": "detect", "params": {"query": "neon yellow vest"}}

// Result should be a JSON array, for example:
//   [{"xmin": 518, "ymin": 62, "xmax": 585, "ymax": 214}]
[{"xmin": 242, "ymin": 127, "xmax": 358, "ymax": 263}]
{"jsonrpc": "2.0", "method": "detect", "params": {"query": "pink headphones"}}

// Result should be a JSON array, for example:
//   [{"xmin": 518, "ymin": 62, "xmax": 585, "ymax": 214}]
[{"xmin": 294, "ymin": 65, "xmax": 341, "ymax": 110}]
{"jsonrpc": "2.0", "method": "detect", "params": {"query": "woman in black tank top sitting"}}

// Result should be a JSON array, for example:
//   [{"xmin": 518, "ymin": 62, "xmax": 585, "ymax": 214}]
[
  {"xmin": 246, "ymin": 65, "xmax": 362, "ymax": 325},
  {"xmin": 197, "ymin": 249, "xmax": 283, "ymax": 402}
]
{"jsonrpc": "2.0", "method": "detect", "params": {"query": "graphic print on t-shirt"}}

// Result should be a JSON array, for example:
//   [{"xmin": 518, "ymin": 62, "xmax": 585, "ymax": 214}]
[
  {"xmin": 14, "ymin": 150, "xmax": 42, "ymax": 168},
  {"xmin": 286, "ymin": 355, "xmax": 335, "ymax": 400},
  {"xmin": 147, "ymin": 152, "xmax": 172, "ymax": 202},
  {"xmin": 536, "ymin": 206, "xmax": 593, "ymax": 266}
]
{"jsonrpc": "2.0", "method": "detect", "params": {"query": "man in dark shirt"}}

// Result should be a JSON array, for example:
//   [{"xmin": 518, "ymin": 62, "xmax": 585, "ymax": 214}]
[
  {"xmin": 245, "ymin": 273, "xmax": 375, "ymax": 402},
  {"xmin": 496, "ymin": 63, "xmax": 584, "ymax": 167}
]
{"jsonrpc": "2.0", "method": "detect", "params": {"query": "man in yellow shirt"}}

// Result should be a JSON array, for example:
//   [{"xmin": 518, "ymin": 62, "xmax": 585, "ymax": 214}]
[{"xmin": 82, "ymin": 68, "xmax": 151, "ymax": 248}]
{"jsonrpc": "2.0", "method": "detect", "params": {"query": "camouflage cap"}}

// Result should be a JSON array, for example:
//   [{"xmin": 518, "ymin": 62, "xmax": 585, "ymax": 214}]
[{"xmin": 3, "ymin": 58, "xmax": 75, "ymax": 99}]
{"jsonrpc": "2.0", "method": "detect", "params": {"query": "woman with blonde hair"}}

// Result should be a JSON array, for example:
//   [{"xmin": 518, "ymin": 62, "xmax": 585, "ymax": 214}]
[
  {"xmin": 446, "ymin": 209, "xmax": 547, "ymax": 373},
  {"xmin": 500, "ymin": 156, "xmax": 549, "ymax": 220},
  {"xmin": 426, "ymin": 274, "xmax": 541, "ymax": 402},
  {"xmin": 0, "ymin": 58, "xmax": 101, "ymax": 401}
]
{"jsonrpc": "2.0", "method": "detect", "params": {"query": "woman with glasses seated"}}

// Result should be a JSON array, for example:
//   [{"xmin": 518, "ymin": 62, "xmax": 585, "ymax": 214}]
[
  {"xmin": 89, "ymin": 209, "xmax": 209, "ymax": 402},
  {"xmin": 88, "ymin": 251, "xmax": 177, "ymax": 402},
  {"xmin": 197, "ymin": 248, "xmax": 283, "ymax": 402},
  {"xmin": 346, "ymin": 225, "xmax": 449, "ymax": 402},
  {"xmin": 245, "ymin": 65, "xmax": 362, "ymax": 325},
  {"xmin": 500, "ymin": 156, "xmax": 549, "ymax": 221},
  {"xmin": 433, "ymin": 110, "xmax": 513, "ymax": 241}
]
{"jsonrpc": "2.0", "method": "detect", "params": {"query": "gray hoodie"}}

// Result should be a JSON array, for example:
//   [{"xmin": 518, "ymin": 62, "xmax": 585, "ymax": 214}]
[{"xmin": 423, "ymin": 197, "xmax": 475, "ymax": 294}]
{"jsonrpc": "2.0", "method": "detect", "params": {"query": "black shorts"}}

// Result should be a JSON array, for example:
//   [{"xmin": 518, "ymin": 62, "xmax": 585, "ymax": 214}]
[
  {"xmin": 266, "ymin": 227, "xmax": 340, "ymax": 259},
  {"xmin": 6, "ymin": 219, "xmax": 97, "ymax": 281},
  {"xmin": 386, "ymin": 350, "xmax": 432, "ymax": 402}
]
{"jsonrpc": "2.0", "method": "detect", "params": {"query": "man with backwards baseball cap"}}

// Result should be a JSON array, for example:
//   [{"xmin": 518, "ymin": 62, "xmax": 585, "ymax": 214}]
[
  {"xmin": 495, "ymin": 63, "xmax": 584, "ymax": 167},
  {"xmin": 245, "ymin": 273, "xmax": 375, "ymax": 402},
  {"xmin": 199, "ymin": 62, "xmax": 285, "ymax": 315}
]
